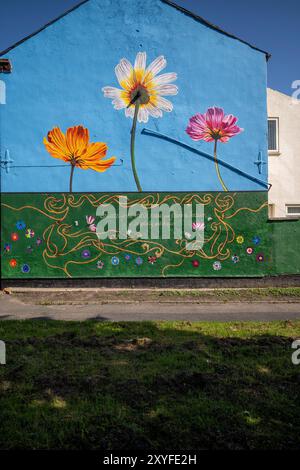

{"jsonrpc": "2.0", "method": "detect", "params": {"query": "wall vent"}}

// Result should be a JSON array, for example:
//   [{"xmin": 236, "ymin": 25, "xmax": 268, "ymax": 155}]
[{"xmin": 0, "ymin": 59, "xmax": 12, "ymax": 73}]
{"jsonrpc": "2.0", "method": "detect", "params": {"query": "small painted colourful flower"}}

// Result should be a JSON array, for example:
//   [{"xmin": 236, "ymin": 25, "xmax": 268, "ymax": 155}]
[
  {"xmin": 236, "ymin": 235, "xmax": 244, "ymax": 244},
  {"xmin": 148, "ymin": 256, "xmax": 157, "ymax": 264},
  {"xmin": 213, "ymin": 261, "xmax": 222, "ymax": 271},
  {"xmin": 185, "ymin": 232, "xmax": 192, "ymax": 239},
  {"xmin": 89, "ymin": 224, "xmax": 97, "ymax": 232},
  {"xmin": 4, "ymin": 243, "xmax": 12, "ymax": 252},
  {"xmin": 192, "ymin": 222, "xmax": 205, "ymax": 231},
  {"xmin": 124, "ymin": 254, "xmax": 131, "ymax": 261},
  {"xmin": 207, "ymin": 217, "xmax": 213, "ymax": 222},
  {"xmin": 9, "ymin": 259, "xmax": 17, "ymax": 268},
  {"xmin": 86, "ymin": 215, "xmax": 96, "ymax": 225},
  {"xmin": 192, "ymin": 259, "xmax": 200, "ymax": 268},
  {"xmin": 81, "ymin": 249, "xmax": 91, "ymax": 259},
  {"xmin": 16, "ymin": 220, "xmax": 26, "ymax": 230},
  {"xmin": 256, "ymin": 253, "xmax": 264, "ymax": 262},
  {"xmin": 36, "ymin": 238, "xmax": 42, "ymax": 246},
  {"xmin": 232, "ymin": 255, "xmax": 240, "ymax": 264},
  {"xmin": 246, "ymin": 247, "xmax": 254, "ymax": 255},
  {"xmin": 26, "ymin": 246, "xmax": 33, "ymax": 254},
  {"xmin": 97, "ymin": 260, "xmax": 104, "ymax": 269},
  {"xmin": 252, "ymin": 236, "xmax": 261, "ymax": 246},
  {"xmin": 11, "ymin": 233, "xmax": 19, "ymax": 241},
  {"xmin": 25, "ymin": 229, "xmax": 35, "ymax": 239},
  {"xmin": 74, "ymin": 221, "xmax": 79, "ymax": 227},
  {"xmin": 21, "ymin": 264, "xmax": 30, "ymax": 273},
  {"xmin": 111, "ymin": 256, "xmax": 119, "ymax": 266},
  {"xmin": 135, "ymin": 257, "xmax": 143, "ymax": 266}
]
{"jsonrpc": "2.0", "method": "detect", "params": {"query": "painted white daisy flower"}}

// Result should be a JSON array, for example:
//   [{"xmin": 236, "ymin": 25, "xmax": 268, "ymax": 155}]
[{"xmin": 102, "ymin": 52, "xmax": 178, "ymax": 124}]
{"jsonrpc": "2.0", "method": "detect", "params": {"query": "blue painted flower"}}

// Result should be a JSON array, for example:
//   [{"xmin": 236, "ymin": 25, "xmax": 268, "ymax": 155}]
[
  {"xmin": 81, "ymin": 249, "xmax": 91, "ymax": 259},
  {"xmin": 111, "ymin": 256, "xmax": 119, "ymax": 266},
  {"xmin": 21, "ymin": 264, "xmax": 30, "ymax": 273},
  {"xmin": 4, "ymin": 243, "xmax": 12, "ymax": 252},
  {"xmin": 252, "ymin": 236, "xmax": 261, "ymax": 246},
  {"xmin": 124, "ymin": 254, "xmax": 131, "ymax": 261},
  {"xmin": 135, "ymin": 257, "xmax": 143, "ymax": 266},
  {"xmin": 16, "ymin": 220, "xmax": 26, "ymax": 230},
  {"xmin": 231, "ymin": 255, "xmax": 239, "ymax": 264}
]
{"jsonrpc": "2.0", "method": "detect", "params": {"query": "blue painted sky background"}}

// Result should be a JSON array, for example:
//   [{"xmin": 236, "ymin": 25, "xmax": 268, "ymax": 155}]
[{"xmin": 0, "ymin": 0, "xmax": 299, "ymax": 95}]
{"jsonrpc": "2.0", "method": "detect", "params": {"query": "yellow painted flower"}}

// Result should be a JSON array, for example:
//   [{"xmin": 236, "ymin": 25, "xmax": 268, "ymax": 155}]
[
  {"xmin": 102, "ymin": 52, "xmax": 178, "ymax": 123},
  {"xmin": 44, "ymin": 126, "xmax": 116, "ymax": 192},
  {"xmin": 236, "ymin": 235, "xmax": 244, "ymax": 244}
]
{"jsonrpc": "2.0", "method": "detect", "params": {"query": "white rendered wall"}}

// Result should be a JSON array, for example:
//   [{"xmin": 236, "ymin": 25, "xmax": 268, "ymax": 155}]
[{"xmin": 268, "ymin": 88, "xmax": 300, "ymax": 218}]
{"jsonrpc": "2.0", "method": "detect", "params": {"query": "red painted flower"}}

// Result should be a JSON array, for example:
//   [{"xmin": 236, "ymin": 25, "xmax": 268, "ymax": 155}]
[
  {"xmin": 186, "ymin": 107, "xmax": 243, "ymax": 143},
  {"xmin": 9, "ymin": 259, "xmax": 17, "ymax": 268},
  {"xmin": 192, "ymin": 260, "xmax": 200, "ymax": 268},
  {"xmin": 11, "ymin": 233, "xmax": 19, "ymax": 241},
  {"xmin": 148, "ymin": 256, "xmax": 157, "ymax": 265}
]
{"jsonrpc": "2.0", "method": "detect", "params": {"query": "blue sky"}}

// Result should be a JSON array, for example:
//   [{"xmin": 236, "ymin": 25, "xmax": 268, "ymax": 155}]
[{"xmin": 0, "ymin": 0, "xmax": 299, "ymax": 95}]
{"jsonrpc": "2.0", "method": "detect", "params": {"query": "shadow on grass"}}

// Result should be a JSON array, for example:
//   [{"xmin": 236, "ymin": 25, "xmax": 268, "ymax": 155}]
[{"xmin": 0, "ymin": 320, "xmax": 299, "ymax": 450}]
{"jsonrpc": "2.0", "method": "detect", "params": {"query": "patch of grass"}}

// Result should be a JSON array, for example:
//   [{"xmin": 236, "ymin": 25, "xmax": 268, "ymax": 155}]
[
  {"xmin": 0, "ymin": 320, "xmax": 300, "ymax": 450},
  {"xmin": 158, "ymin": 287, "xmax": 300, "ymax": 299}
]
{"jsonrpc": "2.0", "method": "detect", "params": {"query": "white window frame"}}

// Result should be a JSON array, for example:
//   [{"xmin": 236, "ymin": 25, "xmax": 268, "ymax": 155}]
[
  {"xmin": 268, "ymin": 117, "xmax": 280, "ymax": 155},
  {"xmin": 286, "ymin": 205, "xmax": 300, "ymax": 216}
]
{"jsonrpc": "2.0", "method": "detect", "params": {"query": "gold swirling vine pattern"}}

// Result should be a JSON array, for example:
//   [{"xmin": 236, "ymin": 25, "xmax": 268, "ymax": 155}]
[{"xmin": 2, "ymin": 193, "xmax": 268, "ymax": 277}]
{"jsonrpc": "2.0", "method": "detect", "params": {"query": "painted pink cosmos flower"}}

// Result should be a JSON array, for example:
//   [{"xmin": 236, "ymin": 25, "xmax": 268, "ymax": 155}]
[
  {"xmin": 89, "ymin": 224, "xmax": 97, "ymax": 232},
  {"xmin": 86, "ymin": 216, "xmax": 95, "ymax": 225},
  {"xmin": 186, "ymin": 107, "xmax": 244, "ymax": 191},
  {"xmin": 192, "ymin": 222, "xmax": 205, "ymax": 231},
  {"xmin": 186, "ymin": 107, "xmax": 243, "ymax": 143}
]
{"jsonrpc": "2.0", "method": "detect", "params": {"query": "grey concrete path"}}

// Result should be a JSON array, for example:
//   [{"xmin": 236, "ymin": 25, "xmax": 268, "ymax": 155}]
[{"xmin": 0, "ymin": 294, "xmax": 300, "ymax": 322}]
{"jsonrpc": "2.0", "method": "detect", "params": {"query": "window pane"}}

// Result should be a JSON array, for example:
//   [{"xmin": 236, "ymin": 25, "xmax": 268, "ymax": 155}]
[
  {"xmin": 268, "ymin": 119, "xmax": 277, "ymax": 151},
  {"xmin": 287, "ymin": 206, "xmax": 300, "ymax": 214}
]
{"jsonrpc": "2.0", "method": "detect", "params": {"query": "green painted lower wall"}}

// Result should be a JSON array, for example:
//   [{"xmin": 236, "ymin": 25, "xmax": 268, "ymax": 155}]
[
  {"xmin": 0, "ymin": 191, "xmax": 278, "ymax": 279},
  {"xmin": 269, "ymin": 219, "xmax": 300, "ymax": 275}
]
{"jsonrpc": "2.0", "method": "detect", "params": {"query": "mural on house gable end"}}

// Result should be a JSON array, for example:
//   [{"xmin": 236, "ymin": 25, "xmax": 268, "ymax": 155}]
[
  {"xmin": 1, "ymin": 192, "xmax": 271, "ymax": 279},
  {"xmin": 42, "ymin": 52, "xmax": 247, "ymax": 193}
]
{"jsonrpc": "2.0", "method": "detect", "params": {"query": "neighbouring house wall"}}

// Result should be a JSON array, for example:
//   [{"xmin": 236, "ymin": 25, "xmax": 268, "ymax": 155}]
[
  {"xmin": 268, "ymin": 88, "xmax": 300, "ymax": 218},
  {"xmin": 0, "ymin": 0, "xmax": 268, "ymax": 193}
]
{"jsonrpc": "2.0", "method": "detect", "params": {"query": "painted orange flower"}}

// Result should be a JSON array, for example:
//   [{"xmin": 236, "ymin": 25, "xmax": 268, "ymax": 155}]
[{"xmin": 44, "ymin": 126, "xmax": 116, "ymax": 192}]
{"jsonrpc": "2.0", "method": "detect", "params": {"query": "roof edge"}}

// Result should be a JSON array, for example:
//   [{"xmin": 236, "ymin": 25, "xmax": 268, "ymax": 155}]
[
  {"xmin": 161, "ymin": 0, "xmax": 271, "ymax": 60},
  {"xmin": 267, "ymin": 87, "xmax": 296, "ymax": 99},
  {"xmin": 0, "ymin": 0, "xmax": 271, "ymax": 61},
  {"xmin": 0, "ymin": 0, "xmax": 90, "ymax": 56}
]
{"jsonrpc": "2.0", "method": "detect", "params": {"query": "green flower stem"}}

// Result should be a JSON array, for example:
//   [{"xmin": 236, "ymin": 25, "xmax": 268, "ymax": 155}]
[
  {"xmin": 130, "ymin": 102, "xmax": 142, "ymax": 192},
  {"xmin": 214, "ymin": 140, "xmax": 228, "ymax": 192},
  {"xmin": 69, "ymin": 164, "xmax": 75, "ymax": 193}
]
